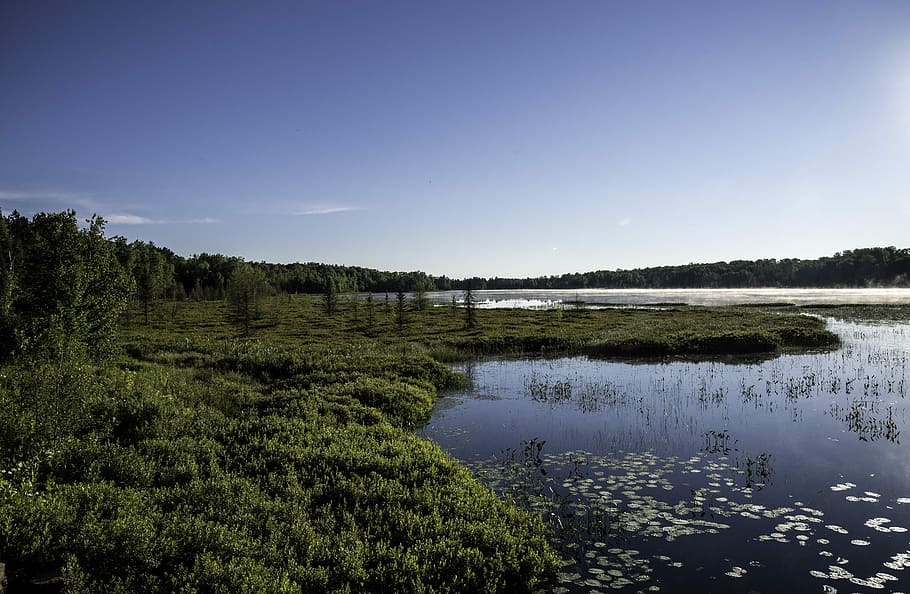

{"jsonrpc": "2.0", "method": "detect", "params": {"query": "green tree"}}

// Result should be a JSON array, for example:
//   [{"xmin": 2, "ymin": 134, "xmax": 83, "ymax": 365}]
[
  {"xmin": 322, "ymin": 275, "xmax": 339, "ymax": 316},
  {"xmin": 226, "ymin": 262, "xmax": 269, "ymax": 335},
  {"xmin": 365, "ymin": 293, "xmax": 376, "ymax": 335},
  {"xmin": 463, "ymin": 284, "xmax": 477, "ymax": 329},
  {"xmin": 350, "ymin": 294, "xmax": 360, "ymax": 324},
  {"xmin": 0, "ymin": 214, "xmax": 22, "ymax": 354},
  {"xmin": 413, "ymin": 277, "xmax": 432, "ymax": 311},
  {"xmin": 0, "ymin": 210, "xmax": 133, "ymax": 361},
  {"xmin": 130, "ymin": 241, "xmax": 174, "ymax": 323},
  {"xmin": 396, "ymin": 287, "xmax": 407, "ymax": 333}
]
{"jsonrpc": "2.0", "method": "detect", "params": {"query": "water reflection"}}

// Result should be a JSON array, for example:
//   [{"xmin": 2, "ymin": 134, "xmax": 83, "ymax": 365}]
[{"xmin": 419, "ymin": 319, "xmax": 910, "ymax": 592}]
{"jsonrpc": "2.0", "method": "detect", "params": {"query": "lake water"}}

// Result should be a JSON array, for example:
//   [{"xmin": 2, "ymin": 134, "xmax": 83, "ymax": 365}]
[
  {"xmin": 424, "ymin": 288, "xmax": 910, "ymax": 308},
  {"xmin": 418, "ymin": 317, "xmax": 910, "ymax": 592}
]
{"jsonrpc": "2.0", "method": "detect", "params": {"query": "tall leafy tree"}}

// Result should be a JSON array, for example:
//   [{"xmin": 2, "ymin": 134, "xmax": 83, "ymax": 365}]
[{"xmin": 0, "ymin": 210, "xmax": 133, "ymax": 361}]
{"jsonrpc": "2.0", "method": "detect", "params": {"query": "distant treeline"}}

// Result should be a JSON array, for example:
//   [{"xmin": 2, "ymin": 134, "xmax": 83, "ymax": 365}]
[
  {"xmin": 481, "ymin": 247, "xmax": 910, "ymax": 290},
  {"xmin": 149, "ymin": 246, "xmax": 910, "ymax": 301}
]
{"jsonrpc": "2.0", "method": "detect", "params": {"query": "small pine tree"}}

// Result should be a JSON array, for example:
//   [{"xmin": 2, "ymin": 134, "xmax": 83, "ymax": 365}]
[
  {"xmin": 366, "ymin": 293, "xmax": 375, "ymax": 335},
  {"xmin": 396, "ymin": 288, "xmax": 407, "ymax": 334},
  {"xmin": 350, "ymin": 295, "xmax": 360, "ymax": 324},
  {"xmin": 463, "ymin": 284, "xmax": 477, "ymax": 329},
  {"xmin": 322, "ymin": 275, "xmax": 339, "ymax": 316},
  {"xmin": 414, "ymin": 278, "xmax": 431, "ymax": 311},
  {"xmin": 226, "ymin": 262, "xmax": 269, "ymax": 336},
  {"xmin": 130, "ymin": 241, "xmax": 174, "ymax": 324}
]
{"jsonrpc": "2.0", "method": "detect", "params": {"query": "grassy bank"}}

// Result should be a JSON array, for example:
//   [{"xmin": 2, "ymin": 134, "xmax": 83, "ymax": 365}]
[{"xmin": 0, "ymin": 299, "xmax": 841, "ymax": 592}]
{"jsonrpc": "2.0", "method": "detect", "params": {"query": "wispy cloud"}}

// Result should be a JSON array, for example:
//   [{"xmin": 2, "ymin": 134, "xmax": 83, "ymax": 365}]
[
  {"xmin": 238, "ymin": 201, "xmax": 361, "ymax": 217},
  {"xmin": 105, "ymin": 214, "xmax": 156, "ymax": 225},
  {"xmin": 0, "ymin": 189, "xmax": 81, "ymax": 201},
  {"xmin": 619, "ymin": 217, "xmax": 632, "ymax": 226},
  {"xmin": 292, "ymin": 205, "xmax": 361, "ymax": 216},
  {"xmin": 0, "ymin": 189, "xmax": 98, "ymax": 211},
  {"xmin": 103, "ymin": 213, "xmax": 219, "ymax": 225},
  {"xmin": 0, "ymin": 188, "xmax": 219, "ymax": 225}
]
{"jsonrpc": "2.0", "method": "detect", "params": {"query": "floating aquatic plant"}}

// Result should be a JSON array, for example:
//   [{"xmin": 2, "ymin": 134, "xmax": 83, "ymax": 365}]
[{"xmin": 466, "ymin": 444, "xmax": 910, "ymax": 592}]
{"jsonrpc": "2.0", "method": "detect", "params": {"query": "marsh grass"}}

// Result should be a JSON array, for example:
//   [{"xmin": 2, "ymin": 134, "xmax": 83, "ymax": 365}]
[
  {"xmin": 800, "ymin": 303, "xmax": 910, "ymax": 323},
  {"xmin": 122, "ymin": 297, "xmax": 840, "ymax": 360}
]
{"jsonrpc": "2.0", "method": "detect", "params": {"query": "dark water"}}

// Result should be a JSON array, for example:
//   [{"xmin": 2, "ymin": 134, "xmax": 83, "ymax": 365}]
[{"xmin": 418, "ymin": 319, "xmax": 910, "ymax": 592}]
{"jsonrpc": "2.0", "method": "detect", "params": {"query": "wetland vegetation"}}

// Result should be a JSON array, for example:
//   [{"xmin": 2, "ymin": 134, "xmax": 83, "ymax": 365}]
[{"xmin": 121, "ymin": 295, "xmax": 840, "ymax": 362}]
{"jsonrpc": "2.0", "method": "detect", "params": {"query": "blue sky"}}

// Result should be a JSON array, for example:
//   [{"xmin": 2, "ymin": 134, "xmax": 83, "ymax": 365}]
[{"xmin": 2, "ymin": 1, "xmax": 909, "ymax": 278}]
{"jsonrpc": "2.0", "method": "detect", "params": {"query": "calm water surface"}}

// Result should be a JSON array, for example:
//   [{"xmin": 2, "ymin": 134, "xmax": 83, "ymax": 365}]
[
  {"xmin": 425, "ymin": 288, "xmax": 910, "ymax": 307},
  {"xmin": 418, "ymin": 318, "xmax": 910, "ymax": 592}
]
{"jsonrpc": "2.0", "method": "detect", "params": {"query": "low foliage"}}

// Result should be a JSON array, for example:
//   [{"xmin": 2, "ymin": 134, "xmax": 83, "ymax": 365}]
[{"xmin": 0, "ymin": 339, "xmax": 556, "ymax": 592}]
